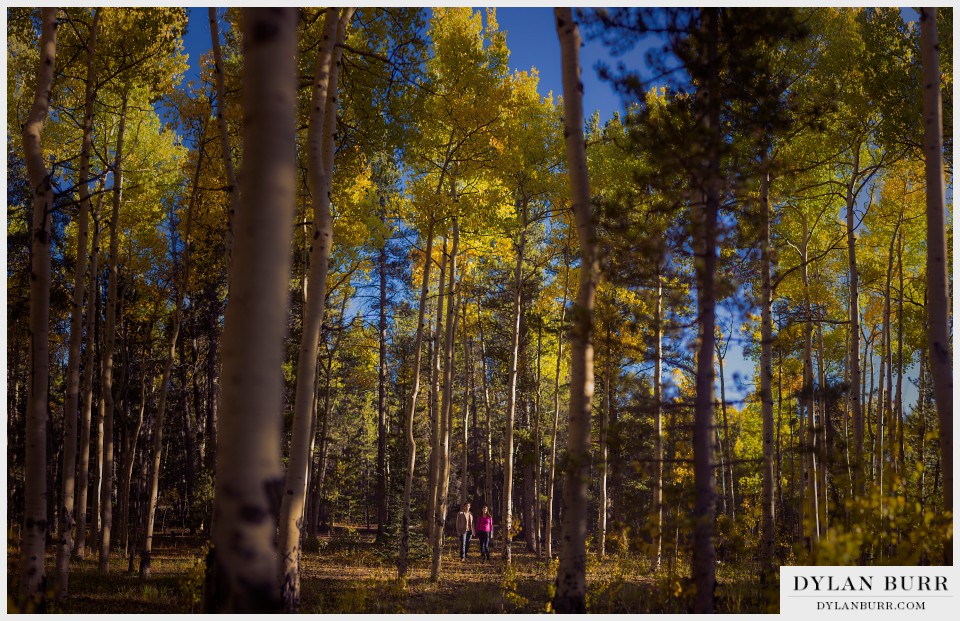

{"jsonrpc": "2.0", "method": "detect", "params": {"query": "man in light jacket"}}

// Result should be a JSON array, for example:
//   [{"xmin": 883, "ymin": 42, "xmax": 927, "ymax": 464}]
[{"xmin": 456, "ymin": 502, "xmax": 474, "ymax": 560}]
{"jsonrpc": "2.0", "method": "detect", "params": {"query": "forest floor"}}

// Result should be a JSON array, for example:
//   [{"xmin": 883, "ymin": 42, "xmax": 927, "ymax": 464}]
[{"xmin": 7, "ymin": 528, "xmax": 775, "ymax": 613}]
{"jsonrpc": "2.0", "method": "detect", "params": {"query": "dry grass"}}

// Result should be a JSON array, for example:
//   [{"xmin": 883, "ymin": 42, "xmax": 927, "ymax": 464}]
[
  {"xmin": 7, "ymin": 539, "xmax": 202, "ymax": 614},
  {"xmin": 7, "ymin": 530, "xmax": 771, "ymax": 613}
]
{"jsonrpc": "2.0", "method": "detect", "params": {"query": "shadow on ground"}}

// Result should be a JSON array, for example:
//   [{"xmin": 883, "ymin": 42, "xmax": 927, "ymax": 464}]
[{"xmin": 7, "ymin": 529, "xmax": 774, "ymax": 613}]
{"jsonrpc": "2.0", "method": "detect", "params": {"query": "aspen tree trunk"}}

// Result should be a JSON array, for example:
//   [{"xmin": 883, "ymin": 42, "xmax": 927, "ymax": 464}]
[
  {"xmin": 431, "ymin": 218, "xmax": 459, "ymax": 582},
  {"xmin": 691, "ymin": 8, "xmax": 720, "ymax": 613},
  {"xmin": 426, "ymin": 237, "xmax": 448, "ymax": 539},
  {"xmin": 717, "ymin": 347, "xmax": 735, "ymax": 520},
  {"xmin": 56, "ymin": 8, "xmax": 99, "ymax": 598},
  {"xmin": 502, "ymin": 202, "xmax": 526, "ymax": 565},
  {"xmin": 309, "ymin": 362, "xmax": 333, "ymax": 535},
  {"xmin": 599, "ymin": 356, "xmax": 610, "ymax": 557},
  {"xmin": 882, "ymin": 219, "xmax": 900, "ymax": 494},
  {"xmin": 140, "ymin": 337, "xmax": 174, "ymax": 575},
  {"xmin": 917, "ymin": 349, "xmax": 927, "ymax": 513},
  {"xmin": 523, "ymin": 444, "xmax": 536, "ymax": 551},
  {"xmin": 75, "ymin": 196, "xmax": 102, "ymax": 560},
  {"xmin": 846, "ymin": 148, "xmax": 864, "ymax": 497},
  {"xmin": 797, "ymin": 370, "xmax": 805, "ymax": 543},
  {"xmin": 114, "ymin": 347, "xmax": 131, "ymax": 551},
  {"xmin": 303, "ymin": 376, "xmax": 320, "ymax": 537},
  {"xmin": 180, "ymin": 344, "xmax": 197, "ymax": 514},
  {"xmin": 398, "ymin": 220, "xmax": 434, "ymax": 578},
  {"xmin": 842, "ymin": 332, "xmax": 853, "ymax": 505},
  {"xmin": 866, "ymin": 341, "xmax": 875, "ymax": 481},
  {"xmin": 115, "ymin": 379, "xmax": 130, "ymax": 553},
  {"xmin": 533, "ymin": 324, "xmax": 543, "ymax": 557},
  {"xmin": 315, "ymin": 362, "xmax": 337, "ymax": 531},
  {"xmin": 608, "ymin": 379, "xmax": 623, "ymax": 529},
  {"xmin": 461, "ymin": 318, "xmax": 471, "ymax": 509},
  {"xmin": 192, "ymin": 330, "xmax": 205, "ymax": 470},
  {"xmin": 278, "ymin": 9, "xmax": 353, "ymax": 612},
  {"xmin": 299, "ymin": 195, "xmax": 309, "ymax": 305},
  {"xmin": 777, "ymin": 356, "xmax": 785, "ymax": 523},
  {"xmin": 20, "ymin": 7, "xmax": 57, "ymax": 607},
  {"xmin": 919, "ymin": 14, "xmax": 952, "ymax": 559},
  {"xmin": 208, "ymin": 7, "xmax": 239, "ymax": 266},
  {"xmin": 99, "ymin": 92, "xmax": 129, "ymax": 574},
  {"xmin": 717, "ymin": 426, "xmax": 728, "ymax": 518},
  {"xmin": 377, "ymin": 196, "xmax": 389, "ymax": 539},
  {"xmin": 206, "ymin": 5, "xmax": 232, "ymax": 486},
  {"xmin": 469, "ymin": 323, "xmax": 481, "ymax": 501},
  {"xmin": 311, "ymin": 293, "xmax": 349, "ymax": 533},
  {"xmin": 141, "ymin": 122, "xmax": 204, "ymax": 579},
  {"xmin": 119, "ymin": 377, "xmax": 146, "ymax": 554},
  {"xmin": 759, "ymin": 171, "xmax": 776, "ymax": 577},
  {"xmin": 817, "ymin": 323, "xmax": 829, "ymax": 530},
  {"xmin": 206, "ymin": 8, "xmax": 299, "ymax": 612},
  {"xmin": 521, "ymin": 303, "xmax": 536, "ymax": 554},
  {"xmin": 895, "ymin": 232, "xmax": 905, "ymax": 488},
  {"xmin": 554, "ymin": 8, "xmax": 599, "ymax": 613},
  {"xmin": 92, "ymin": 383, "xmax": 103, "ymax": 552},
  {"xmin": 864, "ymin": 333, "xmax": 873, "ymax": 456},
  {"xmin": 478, "ymin": 312, "xmax": 494, "ymax": 512},
  {"xmin": 181, "ymin": 256, "xmax": 197, "ymax": 517},
  {"xmin": 877, "ymin": 312, "xmax": 886, "ymax": 490},
  {"xmin": 546, "ymin": 248, "xmax": 570, "ymax": 560},
  {"xmin": 863, "ymin": 333, "xmax": 871, "ymax": 471},
  {"xmin": 47, "ymin": 401, "xmax": 58, "ymax": 555},
  {"xmin": 653, "ymin": 265, "xmax": 665, "ymax": 570},
  {"xmin": 87, "ymin": 194, "xmax": 102, "ymax": 543},
  {"xmin": 800, "ymin": 215, "xmax": 819, "ymax": 546},
  {"xmin": 204, "ymin": 302, "xmax": 219, "ymax": 473}
]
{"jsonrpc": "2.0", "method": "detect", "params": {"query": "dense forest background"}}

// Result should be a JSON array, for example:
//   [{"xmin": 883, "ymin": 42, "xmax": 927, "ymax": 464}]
[{"xmin": 6, "ymin": 6, "xmax": 954, "ymax": 614}]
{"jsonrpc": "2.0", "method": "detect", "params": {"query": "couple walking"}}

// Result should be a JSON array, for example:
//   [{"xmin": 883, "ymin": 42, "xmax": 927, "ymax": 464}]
[{"xmin": 455, "ymin": 502, "xmax": 493, "ymax": 561}]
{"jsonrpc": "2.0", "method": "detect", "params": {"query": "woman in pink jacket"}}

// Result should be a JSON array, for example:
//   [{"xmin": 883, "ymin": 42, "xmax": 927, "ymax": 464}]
[{"xmin": 475, "ymin": 505, "xmax": 493, "ymax": 561}]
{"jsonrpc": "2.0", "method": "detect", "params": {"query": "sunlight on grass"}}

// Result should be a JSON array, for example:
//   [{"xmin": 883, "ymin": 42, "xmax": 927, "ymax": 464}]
[{"xmin": 7, "ymin": 533, "xmax": 774, "ymax": 613}]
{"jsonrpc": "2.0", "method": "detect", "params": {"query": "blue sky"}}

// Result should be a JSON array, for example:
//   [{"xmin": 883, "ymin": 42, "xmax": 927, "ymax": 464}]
[
  {"xmin": 181, "ymin": 8, "xmax": 646, "ymax": 121},
  {"xmin": 178, "ymin": 7, "xmax": 757, "ymax": 403},
  {"xmin": 178, "ymin": 8, "xmax": 929, "ymax": 408}
]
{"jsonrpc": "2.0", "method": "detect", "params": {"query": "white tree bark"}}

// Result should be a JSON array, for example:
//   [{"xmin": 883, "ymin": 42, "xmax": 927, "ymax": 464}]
[
  {"xmin": 75, "ymin": 192, "xmax": 102, "ymax": 560},
  {"xmin": 57, "ymin": 7, "xmax": 98, "ymax": 600},
  {"xmin": 430, "ymin": 218, "xmax": 460, "ymax": 582},
  {"xmin": 478, "ymin": 307, "xmax": 494, "ymax": 513},
  {"xmin": 206, "ymin": 8, "xmax": 299, "ymax": 612},
  {"xmin": 846, "ymin": 147, "xmax": 864, "ymax": 497},
  {"xmin": 599, "ymin": 356, "xmax": 610, "ymax": 557},
  {"xmin": 759, "ymin": 170, "xmax": 776, "ymax": 576},
  {"xmin": 545, "ymin": 245, "xmax": 570, "ymax": 560},
  {"xmin": 426, "ymin": 237, "xmax": 448, "ymax": 540},
  {"xmin": 397, "ymin": 220, "xmax": 435, "ymax": 579},
  {"xmin": 19, "ymin": 6, "xmax": 58, "ymax": 607},
  {"xmin": 800, "ymin": 214, "xmax": 820, "ymax": 546},
  {"xmin": 653, "ymin": 264, "xmax": 664, "ymax": 570},
  {"xmin": 278, "ymin": 8, "xmax": 353, "ymax": 612},
  {"xmin": 553, "ymin": 7, "xmax": 600, "ymax": 613},
  {"xmin": 98, "ymin": 90, "xmax": 129, "ymax": 574},
  {"xmin": 502, "ymin": 202, "xmax": 526, "ymax": 565},
  {"xmin": 919, "ymin": 7, "xmax": 952, "ymax": 565},
  {"xmin": 461, "ymin": 317, "xmax": 472, "ymax": 509},
  {"xmin": 691, "ymin": 9, "xmax": 719, "ymax": 613}
]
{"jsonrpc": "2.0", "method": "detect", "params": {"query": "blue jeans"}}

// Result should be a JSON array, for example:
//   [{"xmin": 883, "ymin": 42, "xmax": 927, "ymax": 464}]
[
  {"xmin": 478, "ymin": 531, "xmax": 491, "ymax": 559},
  {"xmin": 460, "ymin": 531, "xmax": 472, "ymax": 559}
]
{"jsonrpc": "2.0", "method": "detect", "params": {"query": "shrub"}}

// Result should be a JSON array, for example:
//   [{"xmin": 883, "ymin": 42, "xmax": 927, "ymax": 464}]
[
  {"xmin": 499, "ymin": 563, "xmax": 528, "ymax": 611},
  {"xmin": 809, "ymin": 481, "xmax": 952, "ymax": 565},
  {"xmin": 176, "ymin": 547, "xmax": 208, "ymax": 612}
]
